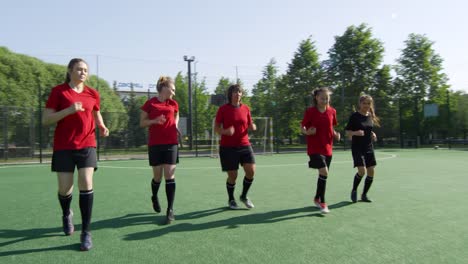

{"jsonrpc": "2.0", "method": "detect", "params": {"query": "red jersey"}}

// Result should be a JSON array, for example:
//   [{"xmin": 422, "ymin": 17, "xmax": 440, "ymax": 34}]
[
  {"xmin": 301, "ymin": 106, "xmax": 337, "ymax": 156},
  {"xmin": 141, "ymin": 97, "xmax": 179, "ymax": 146},
  {"xmin": 45, "ymin": 83, "xmax": 100, "ymax": 151},
  {"xmin": 215, "ymin": 103, "xmax": 253, "ymax": 147}
]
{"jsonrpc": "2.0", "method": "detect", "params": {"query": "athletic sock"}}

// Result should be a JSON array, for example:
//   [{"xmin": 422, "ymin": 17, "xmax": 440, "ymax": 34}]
[
  {"xmin": 241, "ymin": 177, "xmax": 254, "ymax": 198},
  {"xmin": 352, "ymin": 173, "xmax": 363, "ymax": 191},
  {"xmin": 165, "ymin": 179, "xmax": 176, "ymax": 210},
  {"xmin": 317, "ymin": 175, "xmax": 328, "ymax": 203},
  {"xmin": 79, "ymin": 190, "xmax": 94, "ymax": 233},
  {"xmin": 362, "ymin": 176, "xmax": 374, "ymax": 196},
  {"xmin": 151, "ymin": 179, "xmax": 161, "ymax": 198},
  {"xmin": 226, "ymin": 182, "xmax": 235, "ymax": 201},
  {"xmin": 58, "ymin": 193, "xmax": 72, "ymax": 217}
]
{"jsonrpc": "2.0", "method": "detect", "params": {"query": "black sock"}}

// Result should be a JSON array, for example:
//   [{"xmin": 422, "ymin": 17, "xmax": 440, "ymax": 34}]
[
  {"xmin": 58, "ymin": 193, "xmax": 72, "ymax": 217},
  {"xmin": 362, "ymin": 176, "xmax": 374, "ymax": 196},
  {"xmin": 316, "ymin": 175, "xmax": 328, "ymax": 203},
  {"xmin": 79, "ymin": 190, "xmax": 94, "ymax": 233},
  {"xmin": 226, "ymin": 182, "xmax": 235, "ymax": 201},
  {"xmin": 165, "ymin": 179, "xmax": 176, "ymax": 210},
  {"xmin": 352, "ymin": 173, "xmax": 363, "ymax": 191},
  {"xmin": 151, "ymin": 179, "xmax": 161, "ymax": 199},
  {"xmin": 241, "ymin": 177, "xmax": 254, "ymax": 198}
]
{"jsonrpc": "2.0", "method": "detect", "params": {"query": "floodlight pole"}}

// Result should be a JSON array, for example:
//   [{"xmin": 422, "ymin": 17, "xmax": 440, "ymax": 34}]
[{"xmin": 184, "ymin": 55, "xmax": 195, "ymax": 150}]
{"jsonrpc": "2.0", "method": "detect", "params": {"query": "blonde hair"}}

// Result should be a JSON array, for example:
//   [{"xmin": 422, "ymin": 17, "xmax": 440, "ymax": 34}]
[
  {"xmin": 156, "ymin": 76, "xmax": 174, "ymax": 92},
  {"xmin": 311, "ymin": 87, "xmax": 331, "ymax": 107},
  {"xmin": 359, "ymin": 94, "xmax": 380, "ymax": 127}
]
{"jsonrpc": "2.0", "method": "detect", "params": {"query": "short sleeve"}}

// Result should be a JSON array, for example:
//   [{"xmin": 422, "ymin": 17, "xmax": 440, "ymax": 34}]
[
  {"xmin": 45, "ymin": 87, "xmax": 60, "ymax": 110},
  {"xmin": 141, "ymin": 99, "xmax": 151, "ymax": 113}
]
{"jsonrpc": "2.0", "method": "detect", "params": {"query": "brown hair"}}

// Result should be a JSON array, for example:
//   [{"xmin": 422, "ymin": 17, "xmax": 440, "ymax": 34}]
[
  {"xmin": 311, "ymin": 87, "xmax": 331, "ymax": 107},
  {"xmin": 65, "ymin": 58, "xmax": 88, "ymax": 83},
  {"xmin": 227, "ymin": 84, "xmax": 244, "ymax": 104},
  {"xmin": 359, "ymin": 94, "xmax": 381, "ymax": 127},
  {"xmin": 156, "ymin": 76, "xmax": 174, "ymax": 93}
]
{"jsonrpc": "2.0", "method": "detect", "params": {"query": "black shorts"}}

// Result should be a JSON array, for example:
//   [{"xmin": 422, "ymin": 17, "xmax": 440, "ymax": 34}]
[
  {"xmin": 219, "ymin": 146, "xmax": 255, "ymax": 171},
  {"xmin": 148, "ymin": 144, "xmax": 179, "ymax": 166},
  {"xmin": 51, "ymin": 148, "xmax": 97, "ymax": 172},
  {"xmin": 308, "ymin": 154, "xmax": 332, "ymax": 169},
  {"xmin": 352, "ymin": 151, "xmax": 377, "ymax": 168}
]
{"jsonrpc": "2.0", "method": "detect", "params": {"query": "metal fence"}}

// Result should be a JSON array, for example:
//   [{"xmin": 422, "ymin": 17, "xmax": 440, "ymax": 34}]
[{"xmin": 1, "ymin": 99, "xmax": 466, "ymax": 164}]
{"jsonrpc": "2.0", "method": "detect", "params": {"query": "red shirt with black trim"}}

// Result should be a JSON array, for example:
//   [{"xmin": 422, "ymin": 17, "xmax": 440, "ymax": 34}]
[
  {"xmin": 215, "ymin": 103, "xmax": 253, "ymax": 147},
  {"xmin": 301, "ymin": 106, "xmax": 338, "ymax": 156},
  {"xmin": 45, "ymin": 83, "xmax": 100, "ymax": 151},
  {"xmin": 141, "ymin": 97, "xmax": 179, "ymax": 146}
]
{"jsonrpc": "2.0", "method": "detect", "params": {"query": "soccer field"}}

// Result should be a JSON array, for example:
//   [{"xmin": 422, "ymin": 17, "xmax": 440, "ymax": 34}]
[{"xmin": 1, "ymin": 149, "xmax": 467, "ymax": 264}]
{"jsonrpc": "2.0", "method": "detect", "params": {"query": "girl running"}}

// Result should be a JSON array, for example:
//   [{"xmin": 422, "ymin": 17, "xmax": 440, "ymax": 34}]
[
  {"xmin": 140, "ymin": 76, "xmax": 179, "ymax": 224},
  {"xmin": 301, "ymin": 87, "xmax": 340, "ymax": 214},
  {"xmin": 214, "ymin": 84, "xmax": 257, "ymax": 210},
  {"xmin": 345, "ymin": 94, "xmax": 380, "ymax": 203}
]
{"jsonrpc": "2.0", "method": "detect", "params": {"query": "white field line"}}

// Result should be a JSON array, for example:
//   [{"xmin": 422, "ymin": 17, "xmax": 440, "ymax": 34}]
[{"xmin": 0, "ymin": 152, "xmax": 397, "ymax": 170}]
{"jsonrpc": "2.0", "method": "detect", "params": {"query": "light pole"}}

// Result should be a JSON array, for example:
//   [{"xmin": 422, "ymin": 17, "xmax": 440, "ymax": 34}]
[{"xmin": 184, "ymin": 55, "xmax": 195, "ymax": 150}]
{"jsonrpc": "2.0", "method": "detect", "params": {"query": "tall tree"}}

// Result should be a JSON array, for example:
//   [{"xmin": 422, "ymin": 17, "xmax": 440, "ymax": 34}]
[
  {"xmin": 251, "ymin": 58, "xmax": 279, "ymax": 118},
  {"xmin": 395, "ymin": 33, "xmax": 450, "ymax": 142},
  {"xmin": 325, "ymin": 24, "xmax": 384, "ymax": 127},
  {"xmin": 278, "ymin": 37, "xmax": 324, "ymax": 141}
]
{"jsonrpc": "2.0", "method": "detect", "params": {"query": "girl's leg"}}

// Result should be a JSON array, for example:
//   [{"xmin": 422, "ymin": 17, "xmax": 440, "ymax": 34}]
[{"xmin": 151, "ymin": 166, "xmax": 163, "ymax": 213}]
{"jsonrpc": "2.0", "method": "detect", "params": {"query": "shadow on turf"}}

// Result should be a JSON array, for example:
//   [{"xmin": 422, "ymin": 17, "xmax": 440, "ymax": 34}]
[
  {"xmin": 124, "ymin": 201, "xmax": 353, "ymax": 240},
  {"xmin": 0, "ymin": 202, "xmax": 353, "ymax": 254}
]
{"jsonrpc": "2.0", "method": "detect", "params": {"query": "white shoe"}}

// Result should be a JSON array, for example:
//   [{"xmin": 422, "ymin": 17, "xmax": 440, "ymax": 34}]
[{"xmin": 319, "ymin": 203, "xmax": 330, "ymax": 214}]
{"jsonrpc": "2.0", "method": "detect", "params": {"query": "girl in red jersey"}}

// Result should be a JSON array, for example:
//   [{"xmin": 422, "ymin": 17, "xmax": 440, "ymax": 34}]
[
  {"xmin": 301, "ymin": 87, "xmax": 340, "ymax": 214},
  {"xmin": 214, "ymin": 84, "xmax": 257, "ymax": 210},
  {"xmin": 345, "ymin": 94, "xmax": 380, "ymax": 203},
  {"xmin": 140, "ymin": 76, "xmax": 179, "ymax": 224},
  {"xmin": 43, "ymin": 58, "xmax": 109, "ymax": 251}
]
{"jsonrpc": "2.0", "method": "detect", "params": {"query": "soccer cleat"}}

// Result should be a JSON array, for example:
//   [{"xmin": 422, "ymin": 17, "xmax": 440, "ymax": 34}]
[
  {"xmin": 239, "ymin": 196, "xmax": 255, "ymax": 209},
  {"xmin": 361, "ymin": 195, "xmax": 372, "ymax": 203},
  {"xmin": 165, "ymin": 209, "xmax": 175, "ymax": 225},
  {"xmin": 351, "ymin": 190, "xmax": 357, "ymax": 203},
  {"xmin": 151, "ymin": 196, "xmax": 161, "ymax": 213},
  {"xmin": 314, "ymin": 198, "xmax": 321, "ymax": 208},
  {"xmin": 228, "ymin": 200, "xmax": 239, "ymax": 210},
  {"xmin": 319, "ymin": 203, "xmax": 330, "ymax": 214},
  {"xmin": 62, "ymin": 210, "xmax": 74, "ymax": 236},
  {"xmin": 80, "ymin": 232, "xmax": 92, "ymax": 251}
]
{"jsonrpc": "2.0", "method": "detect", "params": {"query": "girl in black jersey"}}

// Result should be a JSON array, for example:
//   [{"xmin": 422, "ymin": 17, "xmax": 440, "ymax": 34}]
[{"xmin": 345, "ymin": 94, "xmax": 380, "ymax": 203}]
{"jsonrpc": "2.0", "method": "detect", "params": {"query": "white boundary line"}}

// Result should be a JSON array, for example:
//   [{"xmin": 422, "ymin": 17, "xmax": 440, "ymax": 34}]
[{"xmin": 0, "ymin": 152, "xmax": 397, "ymax": 170}]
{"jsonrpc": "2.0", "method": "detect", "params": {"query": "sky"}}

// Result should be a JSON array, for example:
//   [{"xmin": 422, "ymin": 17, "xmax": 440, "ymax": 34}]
[{"xmin": 1, "ymin": 0, "xmax": 467, "ymax": 93}]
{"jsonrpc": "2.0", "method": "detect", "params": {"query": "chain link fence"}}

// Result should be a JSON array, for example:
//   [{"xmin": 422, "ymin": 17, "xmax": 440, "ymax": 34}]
[{"xmin": 1, "ymin": 95, "xmax": 467, "ymax": 164}]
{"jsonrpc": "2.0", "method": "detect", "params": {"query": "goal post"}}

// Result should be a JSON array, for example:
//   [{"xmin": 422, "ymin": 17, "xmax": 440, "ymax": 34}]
[{"xmin": 210, "ymin": 117, "xmax": 274, "ymax": 158}]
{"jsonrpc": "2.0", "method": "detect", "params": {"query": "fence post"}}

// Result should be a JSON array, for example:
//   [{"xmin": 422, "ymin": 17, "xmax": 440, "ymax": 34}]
[{"xmin": 3, "ymin": 106, "xmax": 8, "ymax": 160}]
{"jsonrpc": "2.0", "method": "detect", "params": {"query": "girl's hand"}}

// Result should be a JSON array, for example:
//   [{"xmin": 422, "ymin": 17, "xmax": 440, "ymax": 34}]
[
  {"xmin": 354, "ymin": 130, "xmax": 365, "ymax": 136},
  {"xmin": 334, "ymin": 130, "xmax": 341, "ymax": 141},
  {"xmin": 100, "ymin": 126, "xmax": 110, "ymax": 137},
  {"xmin": 224, "ymin": 126, "xmax": 235, "ymax": 136},
  {"xmin": 302, "ymin": 126, "xmax": 316, "ymax": 135},
  {"xmin": 153, "ymin": 115, "xmax": 167, "ymax": 125}
]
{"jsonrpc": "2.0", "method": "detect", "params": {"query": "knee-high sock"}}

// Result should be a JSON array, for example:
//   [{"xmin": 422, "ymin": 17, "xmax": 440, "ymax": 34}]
[
  {"xmin": 58, "ymin": 193, "xmax": 72, "ymax": 217},
  {"xmin": 316, "ymin": 175, "xmax": 328, "ymax": 203},
  {"xmin": 151, "ymin": 179, "xmax": 161, "ymax": 199},
  {"xmin": 79, "ymin": 190, "xmax": 94, "ymax": 233},
  {"xmin": 352, "ymin": 173, "xmax": 363, "ymax": 191},
  {"xmin": 165, "ymin": 179, "xmax": 176, "ymax": 210},
  {"xmin": 362, "ymin": 176, "xmax": 374, "ymax": 196},
  {"xmin": 226, "ymin": 182, "xmax": 235, "ymax": 201},
  {"xmin": 241, "ymin": 177, "xmax": 254, "ymax": 198}
]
